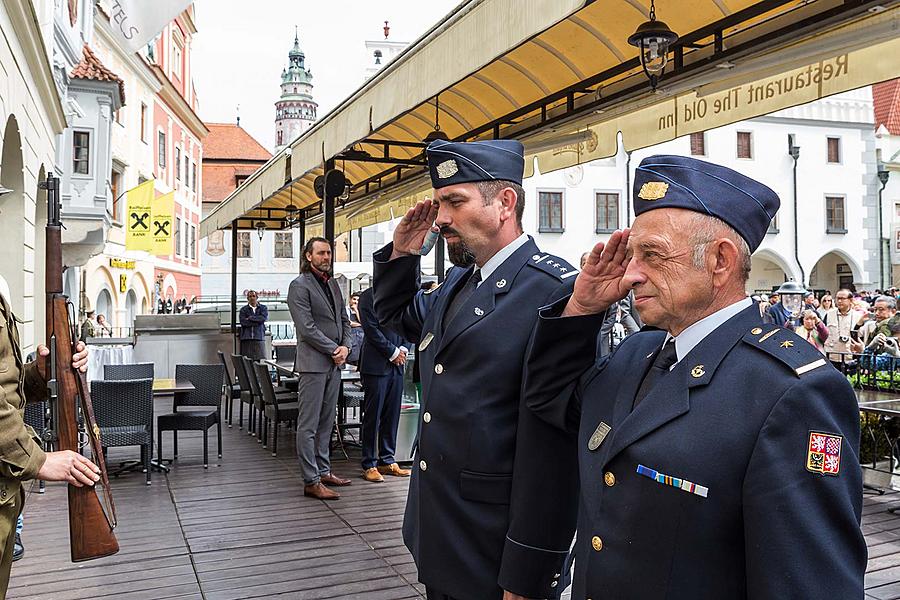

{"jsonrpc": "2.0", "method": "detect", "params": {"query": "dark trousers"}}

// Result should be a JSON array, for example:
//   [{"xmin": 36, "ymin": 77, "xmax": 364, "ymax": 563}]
[
  {"xmin": 425, "ymin": 588, "xmax": 460, "ymax": 600},
  {"xmin": 360, "ymin": 370, "xmax": 403, "ymax": 470},
  {"xmin": 240, "ymin": 339, "xmax": 267, "ymax": 360}
]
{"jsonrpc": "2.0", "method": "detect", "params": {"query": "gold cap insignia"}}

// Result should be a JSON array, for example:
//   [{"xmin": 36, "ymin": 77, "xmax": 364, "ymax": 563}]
[
  {"xmin": 751, "ymin": 327, "xmax": 763, "ymax": 335},
  {"xmin": 435, "ymin": 159, "xmax": 459, "ymax": 179},
  {"xmin": 691, "ymin": 365, "xmax": 705, "ymax": 378},
  {"xmin": 638, "ymin": 181, "xmax": 669, "ymax": 201}
]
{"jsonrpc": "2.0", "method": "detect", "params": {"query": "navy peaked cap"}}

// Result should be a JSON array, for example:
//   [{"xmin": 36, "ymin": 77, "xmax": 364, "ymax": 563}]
[
  {"xmin": 633, "ymin": 155, "xmax": 780, "ymax": 251},
  {"xmin": 426, "ymin": 139, "xmax": 525, "ymax": 189}
]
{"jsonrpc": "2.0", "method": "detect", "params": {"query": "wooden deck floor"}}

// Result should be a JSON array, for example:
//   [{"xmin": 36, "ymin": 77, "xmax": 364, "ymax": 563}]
[{"xmin": 8, "ymin": 396, "xmax": 900, "ymax": 599}]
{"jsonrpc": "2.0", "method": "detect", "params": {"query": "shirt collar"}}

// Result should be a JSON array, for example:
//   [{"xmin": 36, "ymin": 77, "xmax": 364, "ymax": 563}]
[
  {"xmin": 668, "ymin": 297, "xmax": 753, "ymax": 365},
  {"xmin": 476, "ymin": 233, "xmax": 529, "ymax": 286},
  {"xmin": 311, "ymin": 266, "xmax": 330, "ymax": 283}
]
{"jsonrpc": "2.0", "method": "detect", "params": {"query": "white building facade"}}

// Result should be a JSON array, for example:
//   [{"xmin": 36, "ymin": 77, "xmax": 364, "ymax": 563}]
[
  {"xmin": 524, "ymin": 89, "xmax": 879, "ymax": 295},
  {"xmin": 0, "ymin": 0, "xmax": 67, "ymax": 352}
]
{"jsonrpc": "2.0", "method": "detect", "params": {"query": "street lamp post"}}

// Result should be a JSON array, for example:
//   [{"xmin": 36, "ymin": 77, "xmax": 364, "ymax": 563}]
[{"xmin": 878, "ymin": 163, "xmax": 891, "ymax": 290}]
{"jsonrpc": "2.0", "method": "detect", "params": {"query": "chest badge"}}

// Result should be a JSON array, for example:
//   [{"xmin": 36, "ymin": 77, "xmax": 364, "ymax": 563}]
[
  {"xmin": 806, "ymin": 431, "xmax": 842, "ymax": 476},
  {"xmin": 474, "ymin": 307, "xmax": 484, "ymax": 316},
  {"xmin": 419, "ymin": 332, "xmax": 435, "ymax": 352},
  {"xmin": 690, "ymin": 365, "xmax": 705, "ymax": 378},
  {"xmin": 587, "ymin": 421, "xmax": 611, "ymax": 451},
  {"xmin": 496, "ymin": 279, "xmax": 507, "ymax": 289}
]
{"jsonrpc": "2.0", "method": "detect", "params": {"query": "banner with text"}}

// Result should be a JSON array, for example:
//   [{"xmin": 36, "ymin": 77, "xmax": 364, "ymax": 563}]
[
  {"xmin": 534, "ymin": 35, "xmax": 900, "ymax": 175},
  {"xmin": 125, "ymin": 180, "xmax": 155, "ymax": 251},
  {"xmin": 152, "ymin": 192, "xmax": 175, "ymax": 255}
]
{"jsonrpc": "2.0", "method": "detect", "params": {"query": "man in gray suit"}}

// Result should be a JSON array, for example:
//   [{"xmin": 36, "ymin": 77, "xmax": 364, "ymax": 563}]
[{"xmin": 287, "ymin": 237, "xmax": 353, "ymax": 500}]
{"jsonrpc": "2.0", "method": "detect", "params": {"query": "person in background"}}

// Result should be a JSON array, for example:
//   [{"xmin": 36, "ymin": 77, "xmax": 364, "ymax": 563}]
[
  {"xmin": 358, "ymin": 288, "xmax": 411, "ymax": 482},
  {"xmin": 855, "ymin": 295, "xmax": 899, "ymax": 347},
  {"xmin": 346, "ymin": 292, "xmax": 364, "ymax": 367},
  {"xmin": 852, "ymin": 321, "xmax": 900, "ymax": 371},
  {"xmin": 79, "ymin": 310, "xmax": 96, "ymax": 342},
  {"xmin": 95, "ymin": 314, "xmax": 112, "ymax": 337},
  {"xmin": 763, "ymin": 295, "xmax": 793, "ymax": 329},
  {"xmin": 238, "ymin": 290, "xmax": 269, "ymax": 360},
  {"xmin": 795, "ymin": 309, "xmax": 829, "ymax": 354},
  {"xmin": 824, "ymin": 289, "xmax": 866, "ymax": 356},
  {"xmin": 818, "ymin": 294, "xmax": 833, "ymax": 320}
]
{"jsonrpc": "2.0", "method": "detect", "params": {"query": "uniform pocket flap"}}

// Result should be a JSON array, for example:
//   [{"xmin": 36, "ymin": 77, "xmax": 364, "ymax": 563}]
[{"xmin": 459, "ymin": 470, "xmax": 512, "ymax": 505}]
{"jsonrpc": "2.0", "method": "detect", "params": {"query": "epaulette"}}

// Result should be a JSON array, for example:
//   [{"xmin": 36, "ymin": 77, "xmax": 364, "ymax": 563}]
[
  {"xmin": 741, "ymin": 325, "xmax": 829, "ymax": 377},
  {"xmin": 527, "ymin": 253, "xmax": 577, "ymax": 280}
]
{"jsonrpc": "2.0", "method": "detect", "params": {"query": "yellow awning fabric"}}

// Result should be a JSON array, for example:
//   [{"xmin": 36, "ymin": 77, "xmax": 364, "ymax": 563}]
[{"xmin": 201, "ymin": 0, "xmax": 897, "ymax": 239}]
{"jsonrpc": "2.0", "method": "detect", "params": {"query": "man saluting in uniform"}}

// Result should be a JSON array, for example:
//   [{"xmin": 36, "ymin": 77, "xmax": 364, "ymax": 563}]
[
  {"xmin": 524, "ymin": 155, "xmax": 866, "ymax": 599},
  {"xmin": 374, "ymin": 139, "xmax": 578, "ymax": 600}
]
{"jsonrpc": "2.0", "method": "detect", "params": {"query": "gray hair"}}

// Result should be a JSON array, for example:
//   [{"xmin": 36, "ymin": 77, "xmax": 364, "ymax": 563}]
[
  {"xmin": 876, "ymin": 295, "xmax": 897, "ymax": 310},
  {"xmin": 800, "ymin": 309, "xmax": 818, "ymax": 320},
  {"xmin": 688, "ymin": 214, "xmax": 751, "ymax": 283}
]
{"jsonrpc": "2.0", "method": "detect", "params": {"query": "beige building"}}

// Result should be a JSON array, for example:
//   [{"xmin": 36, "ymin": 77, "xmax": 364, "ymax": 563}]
[{"xmin": 0, "ymin": 0, "xmax": 67, "ymax": 351}]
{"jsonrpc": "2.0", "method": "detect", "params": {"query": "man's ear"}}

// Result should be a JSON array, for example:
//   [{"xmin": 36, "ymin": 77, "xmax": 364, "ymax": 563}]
[{"xmin": 497, "ymin": 187, "xmax": 518, "ymax": 223}]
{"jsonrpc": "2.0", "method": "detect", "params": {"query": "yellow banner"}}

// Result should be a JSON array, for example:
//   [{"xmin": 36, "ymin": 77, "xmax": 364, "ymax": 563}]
[
  {"xmin": 151, "ymin": 192, "xmax": 174, "ymax": 255},
  {"xmin": 124, "ymin": 180, "xmax": 155, "ymax": 251}
]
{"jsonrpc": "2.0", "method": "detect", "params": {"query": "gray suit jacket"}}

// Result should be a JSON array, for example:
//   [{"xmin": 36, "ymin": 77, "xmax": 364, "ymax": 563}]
[{"xmin": 287, "ymin": 272, "xmax": 351, "ymax": 373}]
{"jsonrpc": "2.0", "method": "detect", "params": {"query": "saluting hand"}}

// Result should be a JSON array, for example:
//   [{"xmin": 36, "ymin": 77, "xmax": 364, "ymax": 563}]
[
  {"xmin": 390, "ymin": 199, "xmax": 439, "ymax": 259},
  {"xmin": 564, "ymin": 228, "xmax": 632, "ymax": 317}
]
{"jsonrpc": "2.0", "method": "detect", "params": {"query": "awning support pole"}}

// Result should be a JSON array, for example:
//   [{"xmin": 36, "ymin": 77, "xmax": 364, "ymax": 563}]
[{"xmin": 231, "ymin": 220, "xmax": 239, "ymax": 354}]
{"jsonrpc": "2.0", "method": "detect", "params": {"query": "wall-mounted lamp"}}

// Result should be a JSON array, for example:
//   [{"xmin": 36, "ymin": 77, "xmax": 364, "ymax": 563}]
[
  {"xmin": 627, "ymin": 0, "xmax": 678, "ymax": 90},
  {"xmin": 255, "ymin": 221, "xmax": 267, "ymax": 241}
]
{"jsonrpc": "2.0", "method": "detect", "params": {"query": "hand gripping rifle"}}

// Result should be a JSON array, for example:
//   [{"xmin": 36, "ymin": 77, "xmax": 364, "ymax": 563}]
[{"xmin": 41, "ymin": 175, "xmax": 119, "ymax": 561}]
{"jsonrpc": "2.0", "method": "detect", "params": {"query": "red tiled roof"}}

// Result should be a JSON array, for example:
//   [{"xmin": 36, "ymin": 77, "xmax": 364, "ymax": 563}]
[
  {"xmin": 70, "ymin": 44, "xmax": 125, "ymax": 105},
  {"xmin": 203, "ymin": 123, "xmax": 272, "ymax": 161},
  {"xmin": 203, "ymin": 163, "xmax": 268, "ymax": 203},
  {"xmin": 874, "ymin": 79, "xmax": 900, "ymax": 136}
]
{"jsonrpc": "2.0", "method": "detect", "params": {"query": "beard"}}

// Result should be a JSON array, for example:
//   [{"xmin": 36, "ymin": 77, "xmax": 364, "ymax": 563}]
[
  {"xmin": 442, "ymin": 227, "xmax": 476, "ymax": 267},
  {"xmin": 314, "ymin": 260, "xmax": 332, "ymax": 274}
]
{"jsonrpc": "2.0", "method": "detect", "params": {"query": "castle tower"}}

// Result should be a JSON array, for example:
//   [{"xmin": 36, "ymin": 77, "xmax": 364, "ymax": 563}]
[{"xmin": 275, "ymin": 27, "xmax": 317, "ymax": 150}]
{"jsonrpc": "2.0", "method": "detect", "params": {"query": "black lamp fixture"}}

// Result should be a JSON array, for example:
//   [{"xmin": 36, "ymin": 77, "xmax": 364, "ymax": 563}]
[
  {"xmin": 254, "ymin": 220, "xmax": 267, "ymax": 241},
  {"xmin": 878, "ymin": 163, "xmax": 891, "ymax": 187},
  {"xmin": 627, "ymin": 0, "xmax": 678, "ymax": 90},
  {"xmin": 423, "ymin": 95, "xmax": 449, "ymax": 144},
  {"xmin": 775, "ymin": 279, "xmax": 808, "ymax": 318}
]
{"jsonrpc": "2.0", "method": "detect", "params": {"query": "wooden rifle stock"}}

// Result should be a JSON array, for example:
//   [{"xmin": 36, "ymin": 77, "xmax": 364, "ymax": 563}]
[{"xmin": 43, "ymin": 175, "xmax": 118, "ymax": 562}]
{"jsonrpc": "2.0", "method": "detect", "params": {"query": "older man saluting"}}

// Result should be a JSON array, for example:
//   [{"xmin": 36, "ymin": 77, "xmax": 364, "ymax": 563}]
[{"xmin": 524, "ymin": 155, "xmax": 865, "ymax": 599}]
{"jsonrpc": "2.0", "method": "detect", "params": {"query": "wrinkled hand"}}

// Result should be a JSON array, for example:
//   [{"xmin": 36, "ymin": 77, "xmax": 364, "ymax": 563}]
[
  {"xmin": 564, "ymin": 229, "xmax": 631, "ymax": 317},
  {"xmin": 332, "ymin": 345, "xmax": 349, "ymax": 366},
  {"xmin": 390, "ymin": 200, "xmax": 439, "ymax": 259},
  {"xmin": 37, "ymin": 450, "xmax": 100, "ymax": 487},
  {"xmin": 35, "ymin": 341, "xmax": 89, "ymax": 380}
]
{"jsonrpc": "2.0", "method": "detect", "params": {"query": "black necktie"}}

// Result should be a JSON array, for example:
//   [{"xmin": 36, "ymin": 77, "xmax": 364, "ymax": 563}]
[
  {"xmin": 633, "ymin": 338, "xmax": 678, "ymax": 409},
  {"xmin": 443, "ymin": 269, "xmax": 481, "ymax": 331}
]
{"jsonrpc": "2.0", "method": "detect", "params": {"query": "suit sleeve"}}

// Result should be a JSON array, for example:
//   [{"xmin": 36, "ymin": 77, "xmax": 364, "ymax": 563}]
[
  {"xmin": 373, "ymin": 243, "xmax": 434, "ymax": 344},
  {"xmin": 340, "ymin": 295, "xmax": 352, "ymax": 349},
  {"xmin": 524, "ymin": 294, "xmax": 607, "ymax": 432},
  {"xmin": 742, "ymin": 370, "xmax": 865, "ymax": 599},
  {"xmin": 287, "ymin": 279, "xmax": 338, "ymax": 356},
  {"xmin": 499, "ymin": 283, "xmax": 582, "ymax": 598},
  {"xmin": 360, "ymin": 292, "xmax": 398, "ymax": 360}
]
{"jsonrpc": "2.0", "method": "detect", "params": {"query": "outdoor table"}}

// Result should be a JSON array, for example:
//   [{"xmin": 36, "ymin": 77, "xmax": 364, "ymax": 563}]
[
  {"xmin": 858, "ymin": 393, "xmax": 900, "ymax": 502},
  {"xmin": 87, "ymin": 344, "xmax": 134, "ymax": 382}
]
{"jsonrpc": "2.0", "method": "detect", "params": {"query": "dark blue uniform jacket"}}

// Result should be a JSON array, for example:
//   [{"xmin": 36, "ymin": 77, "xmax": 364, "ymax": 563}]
[
  {"xmin": 374, "ymin": 238, "xmax": 579, "ymax": 600},
  {"xmin": 525, "ymin": 300, "xmax": 866, "ymax": 600}
]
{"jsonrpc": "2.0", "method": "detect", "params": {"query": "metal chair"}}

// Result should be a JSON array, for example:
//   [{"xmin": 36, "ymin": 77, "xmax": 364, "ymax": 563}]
[
  {"xmin": 92, "ymin": 378, "xmax": 154, "ymax": 485},
  {"xmin": 156, "ymin": 364, "xmax": 224, "ymax": 469},
  {"xmin": 253, "ymin": 362, "xmax": 299, "ymax": 457},
  {"xmin": 218, "ymin": 351, "xmax": 240, "ymax": 426},
  {"xmin": 105, "ymin": 362, "xmax": 154, "ymax": 380},
  {"xmin": 230, "ymin": 354, "xmax": 255, "ymax": 431}
]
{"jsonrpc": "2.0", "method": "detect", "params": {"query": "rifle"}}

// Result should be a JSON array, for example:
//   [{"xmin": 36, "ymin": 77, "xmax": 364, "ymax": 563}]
[{"xmin": 41, "ymin": 175, "xmax": 119, "ymax": 562}]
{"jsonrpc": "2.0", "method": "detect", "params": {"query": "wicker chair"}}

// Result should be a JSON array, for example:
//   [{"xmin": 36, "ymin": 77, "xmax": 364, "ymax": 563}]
[
  {"xmin": 253, "ymin": 362, "xmax": 299, "ymax": 457},
  {"xmin": 230, "ymin": 354, "xmax": 255, "ymax": 431},
  {"xmin": 105, "ymin": 363, "xmax": 154, "ymax": 380},
  {"xmin": 92, "ymin": 378, "xmax": 154, "ymax": 485},
  {"xmin": 242, "ymin": 357, "xmax": 296, "ymax": 441},
  {"xmin": 156, "ymin": 364, "xmax": 224, "ymax": 468},
  {"xmin": 217, "ymin": 351, "xmax": 240, "ymax": 427}
]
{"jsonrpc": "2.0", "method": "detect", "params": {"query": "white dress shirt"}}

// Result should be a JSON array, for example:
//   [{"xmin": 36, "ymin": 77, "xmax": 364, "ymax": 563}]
[
  {"xmin": 665, "ymin": 297, "xmax": 754, "ymax": 367},
  {"xmin": 475, "ymin": 232, "xmax": 530, "ymax": 287}
]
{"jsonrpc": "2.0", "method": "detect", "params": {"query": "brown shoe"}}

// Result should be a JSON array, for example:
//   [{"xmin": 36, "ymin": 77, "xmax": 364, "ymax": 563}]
[
  {"xmin": 304, "ymin": 482, "xmax": 339, "ymax": 500},
  {"xmin": 320, "ymin": 472, "xmax": 353, "ymax": 487},
  {"xmin": 362, "ymin": 467, "xmax": 385, "ymax": 483},
  {"xmin": 377, "ymin": 463, "xmax": 411, "ymax": 477}
]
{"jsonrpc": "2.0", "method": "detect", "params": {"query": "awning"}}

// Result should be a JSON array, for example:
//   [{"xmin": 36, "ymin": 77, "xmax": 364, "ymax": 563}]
[{"xmin": 201, "ymin": 0, "xmax": 899, "ymax": 239}]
